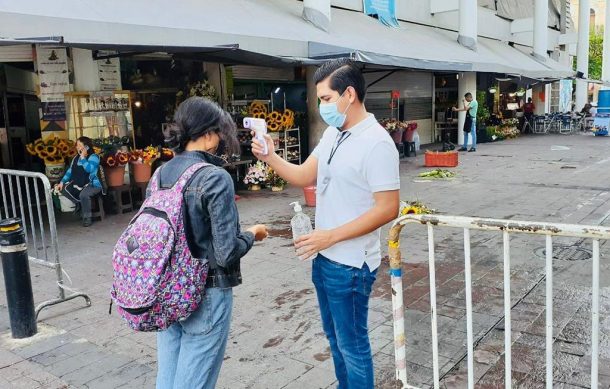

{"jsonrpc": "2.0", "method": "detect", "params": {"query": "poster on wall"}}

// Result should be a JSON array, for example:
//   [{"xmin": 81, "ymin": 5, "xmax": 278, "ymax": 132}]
[
  {"xmin": 363, "ymin": 0, "xmax": 399, "ymax": 27},
  {"xmin": 97, "ymin": 51, "xmax": 122, "ymax": 91},
  {"xmin": 35, "ymin": 46, "xmax": 70, "ymax": 125}
]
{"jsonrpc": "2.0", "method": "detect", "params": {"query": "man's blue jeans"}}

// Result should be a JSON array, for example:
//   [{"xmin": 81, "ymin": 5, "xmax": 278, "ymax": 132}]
[
  {"xmin": 312, "ymin": 254, "xmax": 378, "ymax": 389},
  {"xmin": 463, "ymin": 121, "xmax": 477, "ymax": 149},
  {"xmin": 156, "ymin": 287, "xmax": 233, "ymax": 389}
]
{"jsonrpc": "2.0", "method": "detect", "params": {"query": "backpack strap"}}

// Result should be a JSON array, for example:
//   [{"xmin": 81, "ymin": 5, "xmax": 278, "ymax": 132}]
[{"xmin": 171, "ymin": 162, "xmax": 210, "ymax": 194}]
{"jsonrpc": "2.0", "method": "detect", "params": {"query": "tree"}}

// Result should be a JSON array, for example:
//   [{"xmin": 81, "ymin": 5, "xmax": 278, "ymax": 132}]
[{"xmin": 589, "ymin": 27, "xmax": 603, "ymax": 80}]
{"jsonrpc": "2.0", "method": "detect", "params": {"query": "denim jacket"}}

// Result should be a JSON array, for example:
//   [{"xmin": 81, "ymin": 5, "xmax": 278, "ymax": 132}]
[{"xmin": 148, "ymin": 151, "xmax": 254, "ymax": 289}]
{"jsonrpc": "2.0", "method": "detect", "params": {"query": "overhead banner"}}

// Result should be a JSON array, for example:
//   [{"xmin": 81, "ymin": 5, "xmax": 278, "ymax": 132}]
[
  {"xmin": 97, "ymin": 51, "xmax": 122, "ymax": 91},
  {"xmin": 363, "ymin": 0, "xmax": 399, "ymax": 28},
  {"xmin": 35, "ymin": 45, "xmax": 70, "ymax": 124},
  {"xmin": 303, "ymin": 0, "xmax": 331, "ymax": 31}
]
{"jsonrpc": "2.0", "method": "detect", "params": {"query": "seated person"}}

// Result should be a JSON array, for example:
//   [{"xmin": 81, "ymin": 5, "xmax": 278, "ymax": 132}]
[{"xmin": 55, "ymin": 137, "xmax": 102, "ymax": 227}]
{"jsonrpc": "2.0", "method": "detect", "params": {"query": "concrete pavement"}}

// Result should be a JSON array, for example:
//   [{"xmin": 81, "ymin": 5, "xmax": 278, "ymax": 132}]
[{"xmin": 1, "ymin": 133, "xmax": 610, "ymax": 388}]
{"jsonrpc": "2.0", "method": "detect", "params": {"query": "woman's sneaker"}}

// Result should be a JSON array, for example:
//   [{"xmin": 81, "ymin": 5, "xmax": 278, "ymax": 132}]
[
  {"xmin": 468, "ymin": 148, "xmax": 477, "ymax": 152},
  {"xmin": 82, "ymin": 217, "xmax": 92, "ymax": 227}
]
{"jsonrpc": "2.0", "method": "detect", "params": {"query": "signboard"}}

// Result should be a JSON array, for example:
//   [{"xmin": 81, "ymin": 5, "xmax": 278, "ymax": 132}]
[
  {"xmin": 97, "ymin": 51, "xmax": 122, "ymax": 91},
  {"xmin": 35, "ymin": 46, "xmax": 70, "ymax": 123},
  {"xmin": 363, "ymin": 0, "xmax": 399, "ymax": 27}
]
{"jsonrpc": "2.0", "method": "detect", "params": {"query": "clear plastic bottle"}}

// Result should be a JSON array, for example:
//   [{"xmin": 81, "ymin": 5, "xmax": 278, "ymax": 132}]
[{"xmin": 290, "ymin": 201, "xmax": 315, "ymax": 259}]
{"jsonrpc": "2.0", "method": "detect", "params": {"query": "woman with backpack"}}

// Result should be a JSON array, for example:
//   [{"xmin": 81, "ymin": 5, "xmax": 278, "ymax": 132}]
[
  {"xmin": 55, "ymin": 136, "xmax": 102, "ymax": 227},
  {"xmin": 153, "ymin": 97, "xmax": 268, "ymax": 388}
]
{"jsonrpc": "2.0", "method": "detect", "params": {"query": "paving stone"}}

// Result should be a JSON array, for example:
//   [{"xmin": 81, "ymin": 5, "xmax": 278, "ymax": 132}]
[
  {"xmin": 84, "ymin": 361, "xmax": 153, "ymax": 389},
  {"xmin": 59, "ymin": 353, "xmax": 133, "ymax": 386}
]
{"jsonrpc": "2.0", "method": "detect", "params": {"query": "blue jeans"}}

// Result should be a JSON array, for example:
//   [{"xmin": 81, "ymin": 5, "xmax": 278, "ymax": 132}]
[
  {"xmin": 312, "ymin": 255, "xmax": 378, "ymax": 389},
  {"xmin": 156, "ymin": 288, "xmax": 233, "ymax": 389},
  {"xmin": 463, "ymin": 121, "xmax": 477, "ymax": 149}
]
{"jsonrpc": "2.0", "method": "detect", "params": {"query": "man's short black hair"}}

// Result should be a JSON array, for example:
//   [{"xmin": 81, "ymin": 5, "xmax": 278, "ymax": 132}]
[
  {"xmin": 314, "ymin": 58, "xmax": 366, "ymax": 102},
  {"xmin": 464, "ymin": 92, "xmax": 473, "ymax": 98}
]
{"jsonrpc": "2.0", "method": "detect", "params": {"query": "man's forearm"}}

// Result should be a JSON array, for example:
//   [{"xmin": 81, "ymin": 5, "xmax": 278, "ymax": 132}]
[
  {"xmin": 330, "ymin": 204, "xmax": 398, "ymax": 245},
  {"xmin": 266, "ymin": 154, "xmax": 315, "ymax": 188}
]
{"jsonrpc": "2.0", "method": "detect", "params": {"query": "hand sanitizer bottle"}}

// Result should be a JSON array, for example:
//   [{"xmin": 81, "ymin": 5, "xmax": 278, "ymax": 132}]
[{"xmin": 290, "ymin": 202, "xmax": 315, "ymax": 259}]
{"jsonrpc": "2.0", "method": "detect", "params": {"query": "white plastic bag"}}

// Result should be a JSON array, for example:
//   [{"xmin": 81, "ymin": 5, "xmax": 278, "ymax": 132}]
[
  {"xmin": 413, "ymin": 131, "xmax": 421, "ymax": 151},
  {"xmin": 52, "ymin": 187, "xmax": 76, "ymax": 213}
]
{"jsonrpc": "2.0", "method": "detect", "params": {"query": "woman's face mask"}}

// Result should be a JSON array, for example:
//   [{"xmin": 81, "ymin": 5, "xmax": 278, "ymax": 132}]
[{"xmin": 319, "ymin": 90, "xmax": 352, "ymax": 128}]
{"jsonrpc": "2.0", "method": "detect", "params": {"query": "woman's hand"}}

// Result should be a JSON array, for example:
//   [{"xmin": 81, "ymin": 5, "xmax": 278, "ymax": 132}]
[
  {"xmin": 247, "ymin": 224, "xmax": 269, "ymax": 241},
  {"xmin": 55, "ymin": 182, "xmax": 64, "ymax": 191}
]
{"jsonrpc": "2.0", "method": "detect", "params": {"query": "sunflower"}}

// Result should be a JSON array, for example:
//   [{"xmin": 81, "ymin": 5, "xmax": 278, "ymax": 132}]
[
  {"xmin": 45, "ymin": 146, "xmax": 58, "ymax": 157},
  {"xmin": 117, "ymin": 153, "xmax": 129, "ymax": 165},
  {"xmin": 105, "ymin": 156, "xmax": 116, "ymax": 167},
  {"xmin": 35, "ymin": 143, "xmax": 46, "ymax": 154},
  {"xmin": 400, "ymin": 206, "xmax": 421, "ymax": 216},
  {"xmin": 26, "ymin": 144, "xmax": 37, "ymax": 156},
  {"xmin": 67, "ymin": 148, "xmax": 77, "ymax": 158},
  {"xmin": 39, "ymin": 150, "xmax": 49, "ymax": 159}
]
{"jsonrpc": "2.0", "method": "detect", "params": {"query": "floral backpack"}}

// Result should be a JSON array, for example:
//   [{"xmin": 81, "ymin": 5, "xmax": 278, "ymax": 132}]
[{"xmin": 110, "ymin": 162, "xmax": 210, "ymax": 331}]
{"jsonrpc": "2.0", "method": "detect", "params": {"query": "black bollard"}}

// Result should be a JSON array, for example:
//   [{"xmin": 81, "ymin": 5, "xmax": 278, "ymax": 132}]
[{"xmin": 0, "ymin": 218, "xmax": 37, "ymax": 338}]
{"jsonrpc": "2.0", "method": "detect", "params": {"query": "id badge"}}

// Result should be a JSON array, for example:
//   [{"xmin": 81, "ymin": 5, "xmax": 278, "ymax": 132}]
[{"xmin": 318, "ymin": 176, "xmax": 331, "ymax": 195}]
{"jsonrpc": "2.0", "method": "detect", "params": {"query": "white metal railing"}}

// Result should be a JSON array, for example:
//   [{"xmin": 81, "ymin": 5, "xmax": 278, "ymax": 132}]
[{"xmin": 387, "ymin": 214, "xmax": 608, "ymax": 389}]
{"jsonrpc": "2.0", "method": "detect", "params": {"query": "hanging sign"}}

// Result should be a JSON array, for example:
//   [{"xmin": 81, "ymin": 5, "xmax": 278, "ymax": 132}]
[
  {"xmin": 35, "ymin": 45, "xmax": 70, "ymax": 122},
  {"xmin": 363, "ymin": 0, "xmax": 399, "ymax": 27},
  {"xmin": 97, "ymin": 51, "xmax": 122, "ymax": 91}
]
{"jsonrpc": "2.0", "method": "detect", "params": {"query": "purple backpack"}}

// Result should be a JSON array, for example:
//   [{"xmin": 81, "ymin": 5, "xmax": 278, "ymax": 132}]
[{"xmin": 110, "ymin": 163, "xmax": 210, "ymax": 331}]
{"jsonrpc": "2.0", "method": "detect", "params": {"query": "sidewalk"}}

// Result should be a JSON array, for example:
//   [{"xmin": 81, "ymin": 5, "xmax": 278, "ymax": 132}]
[{"xmin": 1, "ymin": 134, "xmax": 610, "ymax": 388}]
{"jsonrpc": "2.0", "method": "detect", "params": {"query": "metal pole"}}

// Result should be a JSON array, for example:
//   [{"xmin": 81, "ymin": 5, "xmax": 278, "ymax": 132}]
[
  {"xmin": 0, "ymin": 217, "xmax": 37, "ymax": 338},
  {"xmin": 388, "ymin": 223, "xmax": 407, "ymax": 387}
]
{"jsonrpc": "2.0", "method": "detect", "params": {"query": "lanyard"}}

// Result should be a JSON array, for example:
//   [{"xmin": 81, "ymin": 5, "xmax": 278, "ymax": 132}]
[{"xmin": 327, "ymin": 131, "xmax": 351, "ymax": 165}]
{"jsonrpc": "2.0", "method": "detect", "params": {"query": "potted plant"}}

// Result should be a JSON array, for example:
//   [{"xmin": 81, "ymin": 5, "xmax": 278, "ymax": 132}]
[
  {"xmin": 130, "ymin": 146, "xmax": 160, "ymax": 183},
  {"xmin": 26, "ymin": 135, "xmax": 77, "ymax": 182},
  {"xmin": 243, "ymin": 161, "xmax": 267, "ymax": 191},
  {"xmin": 267, "ymin": 167, "xmax": 288, "ymax": 192},
  {"xmin": 101, "ymin": 149, "xmax": 130, "ymax": 187}
]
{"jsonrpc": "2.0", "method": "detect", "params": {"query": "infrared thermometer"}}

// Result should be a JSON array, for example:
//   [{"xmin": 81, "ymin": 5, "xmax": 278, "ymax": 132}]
[{"xmin": 243, "ymin": 117, "xmax": 268, "ymax": 155}]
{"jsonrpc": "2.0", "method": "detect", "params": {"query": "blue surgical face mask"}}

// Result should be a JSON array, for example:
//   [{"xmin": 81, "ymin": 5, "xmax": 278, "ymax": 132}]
[{"xmin": 319, "ymin": 91, "xmax": 352, "ymax": 128}]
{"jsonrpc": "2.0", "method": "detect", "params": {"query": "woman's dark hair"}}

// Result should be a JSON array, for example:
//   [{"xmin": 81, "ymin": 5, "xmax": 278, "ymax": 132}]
[
  {"xmin": 314, "ymin": 58, "xmax": 366, "ymax": 102},
  {"xmin": 77, "ymin": 136, "xmax": 95, "ymax": 157},
  {"xmin": 166, "ymin": 97, "xmax": 239, "ymax": 155}
]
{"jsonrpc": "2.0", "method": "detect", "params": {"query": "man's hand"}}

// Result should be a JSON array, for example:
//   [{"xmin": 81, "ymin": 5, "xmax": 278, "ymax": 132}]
[
  {"xmin": 247, "ymin": 224, "xmax": 269, "ymax": 241},
  {"xmin": 294, "ymin": 230, "xmax": 335, "ymax": 261},
  {"xmin": 251, "ymin": 133, "xmax": 276, "ymax": 162}
]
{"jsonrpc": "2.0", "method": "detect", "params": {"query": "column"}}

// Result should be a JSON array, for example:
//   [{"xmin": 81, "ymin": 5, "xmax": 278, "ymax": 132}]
[
  {"xmin": 602, "ymin": 1, "xmax": 610, "ymax": 88},
  {"xmin": 306, "ymin": 66, "xmax": 326, "ymax": 153},
  {"xmin": 533, "ymin": 0, "xmax": 548, "ymax": 60},
  {"xmin": 575, "ymin": 0, "xmax": 591, "ymax": 111},
  {"xmin": 457, "ymin": 72, "xmax": 476, "ymax": 146},
  {"xmin": 458, "ymin": 0, "xmax": 477, "ymax": 51}
]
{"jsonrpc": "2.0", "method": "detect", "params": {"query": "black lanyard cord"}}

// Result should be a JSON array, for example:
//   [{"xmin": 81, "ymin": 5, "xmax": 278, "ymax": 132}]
[{"xmin": 327, "ymin": 131, "xmax": 351, "ymax": 165}]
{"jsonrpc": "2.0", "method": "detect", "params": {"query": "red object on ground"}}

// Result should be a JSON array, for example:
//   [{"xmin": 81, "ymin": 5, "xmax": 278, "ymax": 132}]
[
  {"xmin": 303, "ymin": 186, "xmax": 316, "ymax": 207},
  {"xmin": 234, "ymin": 195, "xmax": 241, "ymax": 201},
  {"xmin": 424, "ymin": 151, "xmax": 459, "ymax": 167}
]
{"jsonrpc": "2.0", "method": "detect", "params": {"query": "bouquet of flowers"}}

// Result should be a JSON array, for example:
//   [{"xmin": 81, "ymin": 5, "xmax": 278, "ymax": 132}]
[
  {"xmin": 379, "ymin": 118, "xmax": 409, "ymax": 133},
  {"xmin": 176, "ymin": 80, "xmax": 218, "ymax": 102},
  {"xmin": 130, "ymin": 146, "xmax": 160, "ymax": 165},
  {"xmin": 267, "ymin": 167, "xmax": 288, "ymax": 189},
  {"xmin": 243, "ymin": 161, "xmax": 268, "ymax": 186},
  {"xmin": 101, "ymin": 150, "xmax": 130, "ymax": 167},
  {"xmin": 26, "ymin": 135, "xmax": 77, "ymax": 165}
]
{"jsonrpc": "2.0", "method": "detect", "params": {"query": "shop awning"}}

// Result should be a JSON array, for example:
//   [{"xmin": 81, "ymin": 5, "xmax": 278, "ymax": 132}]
[{"xmin": 0, "ymin": 0, "xmax": 574, "ymax": 78}]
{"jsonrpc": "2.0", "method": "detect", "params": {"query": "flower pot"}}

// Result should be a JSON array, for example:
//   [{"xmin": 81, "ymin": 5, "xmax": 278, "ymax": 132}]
[
  {"xmin": 249, "ymin": 184, "xmax": 261, "ymax": 191},
  {"xmin": 104, "ymin": 165, "xmax": 126, "ymax": 187},
  {"xmin": 303, "ymin": 186, "xmax": 316, "ymax": 207},
  {"xmin": 45, "ymin": 162, "xmax": 66, "ymax": 183},
  {"xmin": 271, "ymin": 186, "xmax": 284, "ymax": 192},
  {"xmin": 131, "ymin": 163, "xmax": 152, "ymax": 183}
]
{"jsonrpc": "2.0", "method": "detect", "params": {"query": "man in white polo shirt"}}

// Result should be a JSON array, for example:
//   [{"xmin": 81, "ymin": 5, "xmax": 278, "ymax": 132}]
[{"xmin": 252, "ymin": 58, "xmax": 400, "ymax": 389}]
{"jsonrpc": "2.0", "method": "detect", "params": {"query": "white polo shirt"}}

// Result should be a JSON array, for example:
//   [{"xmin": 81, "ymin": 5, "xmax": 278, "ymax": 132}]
[{"xmin": 311, "ymin": 114, "xmax": 400, "ymax": 271}]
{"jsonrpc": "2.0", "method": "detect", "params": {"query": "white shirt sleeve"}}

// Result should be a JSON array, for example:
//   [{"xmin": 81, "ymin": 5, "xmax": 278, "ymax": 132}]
[{"xmin": 365, "ymin": 140, "xmax": 400, "ymax": 192}]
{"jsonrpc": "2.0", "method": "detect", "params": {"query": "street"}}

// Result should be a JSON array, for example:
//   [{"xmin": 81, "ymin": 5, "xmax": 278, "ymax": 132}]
[{"xmin": 1, "ymin": 133, "xmax": 610, "ymax": 388}]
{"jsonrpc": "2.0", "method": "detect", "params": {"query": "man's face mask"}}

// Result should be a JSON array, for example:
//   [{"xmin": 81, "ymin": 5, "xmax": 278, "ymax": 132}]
[{"xmin": 319, "ymin": 90, "xmax": 352, "ymax": 128}]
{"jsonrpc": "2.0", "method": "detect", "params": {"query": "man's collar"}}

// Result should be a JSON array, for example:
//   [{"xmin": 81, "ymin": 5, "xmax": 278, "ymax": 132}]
[{"xmin": 337, "ymin": 114, "xmax": 376, "ymax": 137}]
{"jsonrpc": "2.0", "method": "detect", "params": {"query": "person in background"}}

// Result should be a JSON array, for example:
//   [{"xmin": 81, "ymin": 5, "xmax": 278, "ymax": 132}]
[
  {"xmin": 523, "ymin": 97, "xmax": 535, "ymax": 133},
  {"xmin": 252, "ymin": 58, "xmax": 400, "ymax": 389},
  {"xmin": 155, "ymin": 97, "xmax": 268, "ymax": 389},
  {"xmin": 55, "ymin": 136, "xmax": 102, "ymax": 227},
  {"xmin": 453, "ymin": 92, "xmax": 478, "ymax": 152},
  {"xmin": 581, "ymin": 103, "xmax": 593, "ymax": 116}
]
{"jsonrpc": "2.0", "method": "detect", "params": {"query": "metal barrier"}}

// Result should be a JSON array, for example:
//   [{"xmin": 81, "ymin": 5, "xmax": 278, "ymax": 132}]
[
  {"xmin": 0, "ymin": 169, "xmax": 91, "ymax": 319},
  {"xmin": 388, "ymin": 214, "xmax": 608, "ymax": 389}
]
